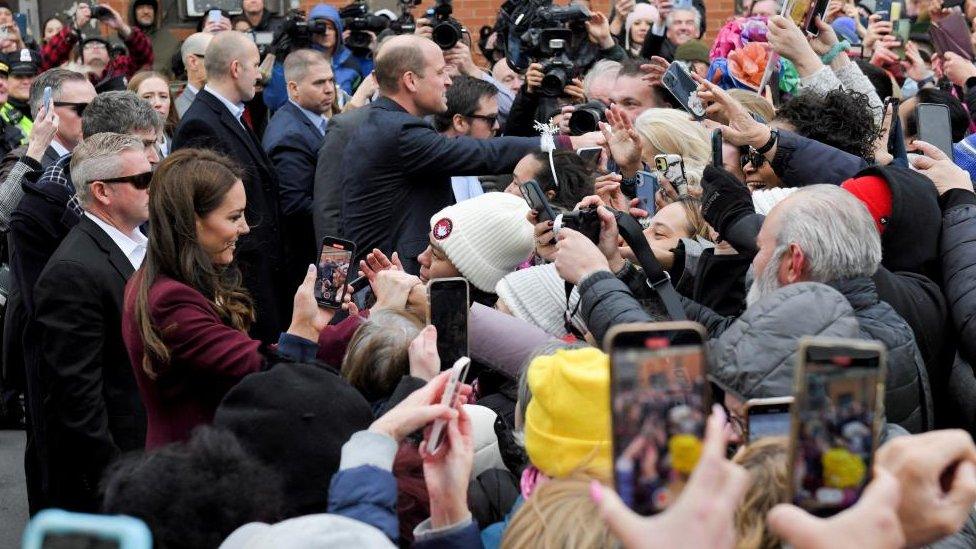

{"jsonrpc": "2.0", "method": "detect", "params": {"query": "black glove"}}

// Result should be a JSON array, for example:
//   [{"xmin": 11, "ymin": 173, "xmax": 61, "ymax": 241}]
[{"xmin": 700, "ymin": 165, "xmax": 755, "ymax": 240}]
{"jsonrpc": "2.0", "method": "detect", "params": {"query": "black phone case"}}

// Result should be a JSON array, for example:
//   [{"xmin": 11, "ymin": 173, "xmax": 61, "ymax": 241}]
[{"xmin": 522, "ymin": 180, "xmax": 557, "ymax": 223}]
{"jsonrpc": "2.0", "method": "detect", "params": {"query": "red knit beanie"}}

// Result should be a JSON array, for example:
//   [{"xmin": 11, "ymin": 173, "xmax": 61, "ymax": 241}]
[{"xmin": 841, "ymin": 175, "xmax": 893, "ymax": 234}]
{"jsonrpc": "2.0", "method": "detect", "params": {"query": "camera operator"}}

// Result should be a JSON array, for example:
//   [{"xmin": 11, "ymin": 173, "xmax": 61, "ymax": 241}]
[
  {"xmin": 40, "ymin": 3, "xmax": 154, "ymax": 88},
  {"xmin": 263, "ymin": 4, "xmax": 365, "ymax": 111},
  {"xmin": 338, "ymin": 34, "xmax": 603, "ymax": 274}
]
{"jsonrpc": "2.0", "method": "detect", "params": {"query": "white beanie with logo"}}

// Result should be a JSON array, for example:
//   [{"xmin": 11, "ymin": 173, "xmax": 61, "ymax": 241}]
[{"xmin": 429, "ymin": 192, "xmax": 534, "ymax": 293}]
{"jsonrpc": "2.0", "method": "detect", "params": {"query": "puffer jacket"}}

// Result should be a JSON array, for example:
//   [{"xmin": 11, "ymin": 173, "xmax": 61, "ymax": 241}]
[{"xmin": 940, "ymin": 189, "xmax": 976, "ymax": 362}]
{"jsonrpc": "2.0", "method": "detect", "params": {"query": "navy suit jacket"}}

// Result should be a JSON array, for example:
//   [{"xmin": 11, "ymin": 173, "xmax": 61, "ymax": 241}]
[
  {"xmin": 172, "ymin": 89, "xmax": 287, "ymax": 343},
  {"xmin": 262, "ymin": 101, "xmax": 324, "ymax": 285},
  {"xmin": 338, "ymin": 97, "xmax": 539, "ymax": 270}
]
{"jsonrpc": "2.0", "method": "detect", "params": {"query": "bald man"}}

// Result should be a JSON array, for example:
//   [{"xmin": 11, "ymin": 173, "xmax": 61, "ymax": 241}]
[
  {"xmin": 335, "ymin": 34, "xmax": 602, "ymax": 272},
  {"xmin": 175, "ymin": 32, "xmax": 214, "ymax": 116},
  {"xmin": 172, "ymin": 31, "xmax": 288, "ymax": 344}
]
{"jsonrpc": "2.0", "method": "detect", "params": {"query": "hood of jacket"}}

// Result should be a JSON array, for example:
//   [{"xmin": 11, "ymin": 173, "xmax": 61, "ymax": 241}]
[
  {"xmin": 128, "ymin": 0, "xmax": 158, "ymax": 32},
  {"xmin": 308, "ymin": 4, "xmax": 347, "ymax": 58},
  {"xmin": 852, "ymin": 164, "xmax": 941, "ymax": 282},
  {"xmin": 708, "ymin": 282, "xmax": 860, "ymax": 401}
]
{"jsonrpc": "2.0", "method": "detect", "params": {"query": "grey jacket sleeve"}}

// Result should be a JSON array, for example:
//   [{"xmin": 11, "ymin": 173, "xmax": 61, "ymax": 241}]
[
  {"xmin": 579, "ymin": 270, "xmax": 657, "ymax": 345},
  {"xmin": 0, "ymin": 157, "xmax": 40, "ymax": 232}
]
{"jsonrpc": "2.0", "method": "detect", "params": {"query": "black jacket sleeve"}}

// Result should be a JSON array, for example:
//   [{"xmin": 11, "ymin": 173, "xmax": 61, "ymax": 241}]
[
  {"xmin": 939, "ymin": 191, "xmax": 976, "ymax": 362},
  {"xmin": 504, "ymin": 86, "xmax": 543, "ymax": 137}
]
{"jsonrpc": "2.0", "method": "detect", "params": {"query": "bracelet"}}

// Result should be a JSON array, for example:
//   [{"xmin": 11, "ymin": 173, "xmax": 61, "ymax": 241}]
[
  {"xmin": 755, "ymin": 129, "xmax": 780, "ymax": 155},
  {"xmin": 821, "ymin": 40, "xmax": 851, "ymax": 65}
]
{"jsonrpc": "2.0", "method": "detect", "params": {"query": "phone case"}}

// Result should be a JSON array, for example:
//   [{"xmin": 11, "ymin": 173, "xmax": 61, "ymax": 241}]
[
  {"xmin": 662, "ymin": 64, "xmax": 705, "ymax": 120},
  {"xmin": 931, "ymin": 13, "xmax": 975, "ymax": 60}
]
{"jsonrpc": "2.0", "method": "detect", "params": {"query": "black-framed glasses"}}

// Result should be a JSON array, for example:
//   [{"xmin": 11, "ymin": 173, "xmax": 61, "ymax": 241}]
[
  {"xmin": 53, "ymin": 101, "xmax": 89, "ymax": 116},
  {"xmin": 739, "ymin": 145, "xmax": 767, "ymax": 170},
  {"xmin": 466, "ymin": 113, "xmax": 498, "ymax": 126},
  {"xmin": 99, "ymin": 171, "xmax": 153, "ymax": 190}
]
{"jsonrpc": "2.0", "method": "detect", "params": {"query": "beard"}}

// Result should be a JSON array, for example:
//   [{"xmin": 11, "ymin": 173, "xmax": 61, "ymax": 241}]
[{"xmin": 745, "ymin": 249, "xmax": 785, "ymax": 307}]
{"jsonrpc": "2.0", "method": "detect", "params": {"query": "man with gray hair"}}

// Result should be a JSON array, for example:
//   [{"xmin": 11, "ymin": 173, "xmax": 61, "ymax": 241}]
[
  {"xmin": 175, "ymin": 32, "xmax": 214, "ymax": 117},
  {"xmin": 639, "ymin": 6, "xmax": 703, "ymax": 61},
  {"xmin": 173, "ymin": 30, "xmax": 286, "ymax": 344},
  {"xmin": 31, "ymin": 131, "xmax": 151, "ymax": 511},
  {"xmin": 557, "ymin": 181, "xmax": 931, "ymax": 434}
]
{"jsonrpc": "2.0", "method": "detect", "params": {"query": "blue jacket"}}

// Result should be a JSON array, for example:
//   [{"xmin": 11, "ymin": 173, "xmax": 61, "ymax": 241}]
[
  {"xmin": 338, "ymin": 96, "xmax": 540, "ymax": 271},
  {"xmin": 328, "ymin": 465, "xmax": 399, "ymax": 542},
  {"xmin": 263, "ymin": 5, "xmax": 363, "ymax": 110}
]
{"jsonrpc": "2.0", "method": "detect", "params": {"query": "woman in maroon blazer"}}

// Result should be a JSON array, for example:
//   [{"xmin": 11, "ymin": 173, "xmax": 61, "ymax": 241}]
[{"xmin": 122, "ymin": 148, "xmax": 341, "ymax": 449}]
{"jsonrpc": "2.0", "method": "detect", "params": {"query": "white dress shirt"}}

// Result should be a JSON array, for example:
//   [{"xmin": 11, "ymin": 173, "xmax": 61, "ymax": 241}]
[
  {"xmin": 204, "ymin": 84, "xmax": 246, "ymax": 127},
  {"xmin": 85, "ymin": 212, "xmax": 148, "ymax": 269}
]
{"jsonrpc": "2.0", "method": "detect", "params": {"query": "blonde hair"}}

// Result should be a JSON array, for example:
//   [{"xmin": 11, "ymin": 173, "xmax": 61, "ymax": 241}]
[
  {"xmin": 732, "ymin": 437, "xmax": 789, "ymax": 549},
  {"xmin": 501, "ymin": 477, "xmax": 618, "ymax": 549},
  {"xmin": 728, "ymin": 88, "xmax": 776, "ymax": 123},
  {"xmin": 634, "ymin": 108, "xmax": 710, "ymax": 188}
]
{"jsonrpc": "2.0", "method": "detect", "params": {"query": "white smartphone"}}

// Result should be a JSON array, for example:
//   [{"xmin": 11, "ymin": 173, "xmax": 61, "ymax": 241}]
[
  {"xmin": 208, "ymin": 9, "xmax": 222, "ymax": 24},
  {"xmin": 425, "ymin": 356, "xmax": 471, "ymax": 454}
]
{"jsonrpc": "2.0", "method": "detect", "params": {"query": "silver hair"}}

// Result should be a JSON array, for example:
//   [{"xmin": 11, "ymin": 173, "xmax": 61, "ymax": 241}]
[
  {"xmin": 773, "ymin": 184, "xmax": 882, "ymax": 282},
  {"xmin": 666, "ymin": 7, "xmax": 702, "ymax": 32},
  {"xmin": 181, "ymin": 32, "xmax": 212, "ymax": 64},
  {"xmin": 28, "ymin": 68, "xmax": 88, "ymax": 118},
  {"xmin": 283, "ymin": 48, "xmax": 330, "ymax": 84},
  {"xmin": 583, "ymin": 59, "xmax": 621, "ymax": 98},
  {"xmin": 82, "ymin": 91, "xmax": 162, "ymax": 137},
  {"xmin": 70, "ymin": 132, "xmax": 144, "ymax": 208}
]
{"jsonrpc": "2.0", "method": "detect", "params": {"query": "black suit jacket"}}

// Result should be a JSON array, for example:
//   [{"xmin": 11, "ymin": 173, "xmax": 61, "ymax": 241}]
[
  {"xmin": 312, "ymin": 107, "xmax": 368, "ymax": 246},
  {"xmin": 262, "ymin": 101, "xmax": 324, "ymax": 288},
  {"xmin": 338, "ymin": 97, "xmax": 539, "ymax": 271},
  {"xmin": 172, "ymin": 89, "xmax": 287, "ymax": 343},
  {"xmin": 33, "ymin": 215, "xmax": 146, "ymax": 511}
]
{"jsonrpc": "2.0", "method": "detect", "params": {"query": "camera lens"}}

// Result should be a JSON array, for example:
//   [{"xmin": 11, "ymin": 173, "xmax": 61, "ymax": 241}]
[
  {"xmin": 541, "ymin": 67, "xmax": 568, "ymax": 97},
  {"xmin": 432, "ymin": 21, "xmax": 460, "ymax": 49},
  {"xmin": 568, "ymin": 101, "xmax": 607, "ymax": 135}
]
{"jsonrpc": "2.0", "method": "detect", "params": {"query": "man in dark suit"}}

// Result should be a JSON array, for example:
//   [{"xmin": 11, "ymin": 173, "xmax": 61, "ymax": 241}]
[
  {"xmin": 33, "ymin": 133, "xmax": 151, "ymax": 511},
  {"xmin": 262, "ymin": 49, "xmax": 331, "ymax": 289},
  {"xmin": 338, "ymin": 35, "xmax": 601, "ymax": 273},
  {"xmin": 312, "ymin": 104, "xmax": 367, "ymax": 246},
  {"xmin": 173, "ymin": 30, "xmax": 286, "ymax": 344}
]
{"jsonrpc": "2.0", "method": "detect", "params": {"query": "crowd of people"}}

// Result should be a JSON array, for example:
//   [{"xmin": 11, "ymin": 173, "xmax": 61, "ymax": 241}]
[{"xmin": 5, "ymin": 0, "xmax": 976, "ymax": 547}]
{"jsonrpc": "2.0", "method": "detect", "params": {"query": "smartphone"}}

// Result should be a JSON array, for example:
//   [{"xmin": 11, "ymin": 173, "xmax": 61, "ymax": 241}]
[
  {"xmin": 521, "ymin": 179, "xmax": 556, "ymax": 223},
  {"xmin": 23, "ymin": 509, "xmax": 152, "ymax": 549},
  {"xmin": 427, "ymin": 277, "xmax": 470, "ymax": 369},
  {"xmin": 804, "ymin": 0, "xmax": 831, "ymax": 35},
  {"xmin": 744, "ymin": 396, "xmax": 793, "ymax": 443},
  {"xmin": 916, "ymin": 102, "xmax": 955, "ymax": 159},
  {"xmin": 635, "ymin": 170, "xmax": 658, "ymax": 215},
  {"xmin": 890, "ymin": 1, "xmax": 902, "ymax": 20},
  {"xmin": 892, "ymin": 19, "xmax": 911, "ymax": 59},
  {"xmin": 42, "ymin": 86, "xmax": 52, "ymax": 114},
  {"xmin": 875, "ymin": 0, "xmax": 893, "ymax": 19},
  {"xmin": 576, "ymin": 146, "xmax": 602, "ymax": 168},
  {"xmin": 654, "ymin": 154, "xmax": 688, "ymax": 196},
  {"xmin": 315, "ymin": 237, "xmax": 355, "ymax": 309},
  {"xmin": 711, "ymin": 129, "xmax": 723, "ymax": 168},
  {"xmin": 607, "ymin": 321, "xmax": 709, "ymax": 515},
  {"xmin": 789, "ymin": 337, "xmax": 886, "ymax": 517},
  {"xmin": 208, "ymin": 9, "xmax": 222, "ymax": 24},
  {"xmin": 426, "ymin": 356, "xmax": 471, "ymax": 454},
  {"xmin": 943, "ymin": 0, "xmax": 964, "ymax": 7},
  {"xmin": 661, "ymin": 62, "xmax": 705, "ymax": 120}
]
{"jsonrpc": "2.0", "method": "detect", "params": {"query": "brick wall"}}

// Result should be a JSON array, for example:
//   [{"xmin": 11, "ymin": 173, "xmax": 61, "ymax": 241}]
[{"xmin": 99, "ymin": 0, "xmax": 736, "ymax": 58}]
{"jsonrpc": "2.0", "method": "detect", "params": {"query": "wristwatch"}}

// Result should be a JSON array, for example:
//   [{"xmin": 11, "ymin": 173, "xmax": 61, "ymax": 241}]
[{"xmin": 754, "ymin": 129, "xmax": 780, "ymax": 156}]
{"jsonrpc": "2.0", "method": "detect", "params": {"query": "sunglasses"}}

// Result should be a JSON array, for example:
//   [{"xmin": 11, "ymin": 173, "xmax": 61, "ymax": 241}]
[
  {"xmin": 466, "ymin": 113, "xmax": 498, "ymax": 126},
  {"xmin": 739, "ymin": 145, "xmax": 767, "ymax": 170},
  {"xmin": 100, "ymin": 171, "xmax": 153, "ymax": 190},
  {"xmin": 53, "ymin": 101, "xmax": 89, "ymax": 116}
]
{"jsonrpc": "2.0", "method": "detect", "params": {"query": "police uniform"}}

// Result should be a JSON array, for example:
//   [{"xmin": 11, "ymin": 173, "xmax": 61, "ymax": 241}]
[{"xmin": 0, "ymin": 49, "xmax": 40, "ymax": 149}]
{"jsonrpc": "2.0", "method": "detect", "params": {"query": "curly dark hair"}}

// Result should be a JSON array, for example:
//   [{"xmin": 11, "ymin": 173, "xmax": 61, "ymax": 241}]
[
  {"xmin": 774, "ymin": 89, "xmax": 878, "ymax": 161},
  {"xmin": 101, "ymin": 427, "xmax": 284, "ymax": 549}
]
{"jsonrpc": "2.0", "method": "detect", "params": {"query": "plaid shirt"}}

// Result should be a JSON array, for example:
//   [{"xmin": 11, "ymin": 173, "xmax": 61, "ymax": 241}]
[{"xmin": 40, "ymin": 26, "xmax": 153, "ymax": 83}]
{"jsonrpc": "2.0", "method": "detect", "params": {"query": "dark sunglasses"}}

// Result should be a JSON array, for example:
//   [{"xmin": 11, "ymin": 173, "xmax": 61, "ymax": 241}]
[
  {"xmin": 100, "ymin": 171, "xmax": 153, "ymax": 190},
  {"xmin": 53, "ymin": 101, "xmax": 89, "ymax": 116},
  {"xmin": 739, "ymin": 145, "xmax": 767, "ymax": 170},
  {"xmin": 466, "ymin": 113, "xmax": 498, "ymax": 126}
]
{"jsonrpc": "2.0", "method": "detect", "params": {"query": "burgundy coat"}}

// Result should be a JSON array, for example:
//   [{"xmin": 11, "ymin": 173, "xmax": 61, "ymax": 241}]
[{"xmin": 122, "ymin": 273, "xmax": 364, "ymax": 449}]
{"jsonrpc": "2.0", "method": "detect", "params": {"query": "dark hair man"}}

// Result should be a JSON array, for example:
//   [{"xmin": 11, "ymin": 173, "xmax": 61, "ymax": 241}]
[
  {"xmin": 433, "ymin": 75, "xmax": 499, "ymax": 202},
  {"xmin": 338, "ymin": 34, "xmax": 602, "ymax": 273}
]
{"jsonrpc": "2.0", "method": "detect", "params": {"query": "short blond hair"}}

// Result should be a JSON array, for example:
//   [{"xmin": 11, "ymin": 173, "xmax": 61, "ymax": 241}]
[
  {"xmin": 728, "ymin": 88, "xmax": 776, "ymax": 123},
  {"xmin": 634, "ymin": 108, "xmax": 710, "ymax": 188},
  {"xmin": 501, "ymin": 477, "xmax": 616, "ymax": 549}
]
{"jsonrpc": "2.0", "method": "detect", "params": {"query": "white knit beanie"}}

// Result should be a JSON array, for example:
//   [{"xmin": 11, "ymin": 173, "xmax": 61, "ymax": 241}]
[
  {"xmin": 429, "ymin": 192, "xmax": 534, "ymax": 293},
  {"xmin": 495, "ymin": 263, "xmax": 583, "ymax": 337},
  {"xmin": 752, "ymin": 187, "xmax": 799, "ymax": 215}
]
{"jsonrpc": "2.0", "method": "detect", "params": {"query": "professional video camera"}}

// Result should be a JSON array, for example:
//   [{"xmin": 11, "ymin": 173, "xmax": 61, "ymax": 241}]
[
  {"xmin": 340, "ymin": 3, "xmax": 390, "ymax": 52},
  {"xmin": 501, "ymin": 0, "xmax": 598, "ymax": 97},
  {"xmin": 270, "ymin": 9, "xmax": 325, "ymax": 57},
  {"xmin": 426, "ymin": 0, "xmax": 463, "ymax": 50},
  {"xmin": 568, "ymin": 100, "xmax": 607, "ymax": 135}
]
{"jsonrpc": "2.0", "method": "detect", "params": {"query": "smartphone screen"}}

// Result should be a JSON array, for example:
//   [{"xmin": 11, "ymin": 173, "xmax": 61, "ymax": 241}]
[
  {"xmin": 42, "ymin": 86, "xmax": 52, "ymax": 113},
  {"xmin": 790, "ymin": 340, "xmax": 885, "ymax": 517},
  {"xmin": 804, "ymin": 0, "xmax": 831, "ymax": 34},
  {"xmin": 610, "ymin": 323, "xmax": 708, "ymax": 515},
  {"xmin": 746, "ymin": 398, "xmax": 793, "ymax": 443},
  {"xmin": 875, "ymin": 0, "xmax": 893, "ymax": 18},
  {"xmin": 315, "ymin": 237, "xmax": 354, "ymax": 309},
  {"xmin": 521, "ymin": 179, "xmax": 556, "ymax": 223},
  {"xmin": 576, "ymin": 147, "xmax": 602, "ymax": 168},
  {"xmin": 428, "ymin": 278, "xmax": 470, "ymax": 369},
  {"xmin": 788, "ymin": 0, "xmax": 813, "ymax": 28},
  {"xmin": 42, "ymin": 532, "xmax": 121, "ymax": 549},
  {"xmin": 208, "ymin": 9, "xmax": 222, "ymax": 23},
  {"xmin": 635, "ymin": 171, "xmax": 658, "ymax": 215},
  {"xmin": 916, "ymin": 103, "xmax": 955, "ymax": 159},
  {"xmin": 661, "ymin": 63, "xmax": 705, "ymax": 120}
]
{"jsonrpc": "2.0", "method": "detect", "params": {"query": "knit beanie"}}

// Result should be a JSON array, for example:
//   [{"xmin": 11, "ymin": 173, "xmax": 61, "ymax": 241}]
[
  {"xmin": 626, "ymin": 3, "xmax": 660, "ymax": 50},
  {"xmin": 751, "ymin": 186, "xmax": 798, "ymax": 215},
  {"xmin": 841, "ymin": 175, "xmax": 893, "ymax": 234},
  {"xmin": 675, "ymin": 39, "xmax": 711, "ymax": 65},
  {"xmin": 524, "ymin": 347, "xmax": 612, "ymax": 480},
  {"xmin": 495, "ymin": 263, "xmax": 582, "ymax": 338},
  {"xmin": 429, "ymin": 192, "xmax": 533, "ymax": 293}
]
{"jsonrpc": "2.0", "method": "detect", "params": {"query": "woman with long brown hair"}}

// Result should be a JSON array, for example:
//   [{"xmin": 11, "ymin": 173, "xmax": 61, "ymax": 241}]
[
  {"xmin": 128, "ymin": 70, "xmax": 178, "ymax": 156},
  {"xmin": 122, "ymin": 148, "xmax": 343, "ymax": 449}
]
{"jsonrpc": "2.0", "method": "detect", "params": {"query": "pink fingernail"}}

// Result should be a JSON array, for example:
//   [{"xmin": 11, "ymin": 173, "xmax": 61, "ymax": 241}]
[{"xmin": 589, "ymin": 480, "xmax": 603, "ymax": 504}]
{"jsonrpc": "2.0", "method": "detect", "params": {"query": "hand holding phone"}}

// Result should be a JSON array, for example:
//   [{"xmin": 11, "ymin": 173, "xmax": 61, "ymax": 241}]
[
  {"xmin": 711, "ymin": 129, "xmax": 723, "ymax": 168},
  {"xmin": 315, "ymin": 237, "xmax": 355, "ymax": 309},
  {"xmin": 744, "ymin": 396, "xmax": 793, "ymax": 442},
  {"xmin": 425, "ymin": 357, "xmax": 471, "ymax": 454},
  {"xmin": 427, "ymin": 278, "xmax": 470, "ymax": 368},
  {"xmin": 42, "ymin": 86, "xmax": 52, "ymax": 114},
  {"xmin": 521, "ymin": 179, "xmax": 557, "ymax": 223},
  {"xmin": 916, "ymin": 102, "xmax": 955, "ymax": 160},
  {"xmin": 661, "ymin": 62, "xmax": 706, "ymax": 120}
]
